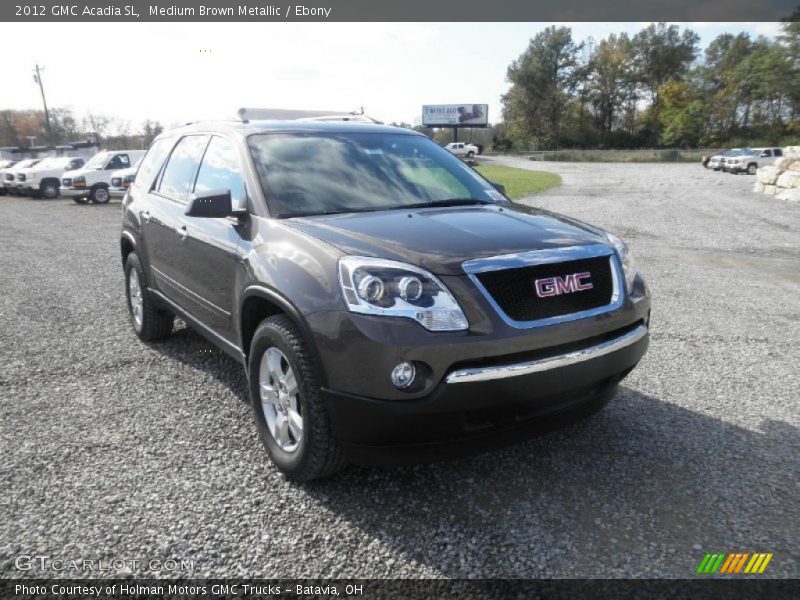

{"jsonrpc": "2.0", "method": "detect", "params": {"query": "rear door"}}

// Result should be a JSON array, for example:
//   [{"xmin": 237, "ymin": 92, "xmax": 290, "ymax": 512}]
[
  {"xmin": 143, "ymin": 134, "xmax": 209, "ymax": 309},
  {"xmin": 176, "ymin": 135, "xmax": 247, "ymax": 338}
]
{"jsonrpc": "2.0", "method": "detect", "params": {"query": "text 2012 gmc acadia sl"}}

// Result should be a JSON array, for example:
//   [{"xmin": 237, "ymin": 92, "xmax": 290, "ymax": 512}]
[{"xmin": 121, "ymin": 120, "xmax": 650, "ymax": 480}]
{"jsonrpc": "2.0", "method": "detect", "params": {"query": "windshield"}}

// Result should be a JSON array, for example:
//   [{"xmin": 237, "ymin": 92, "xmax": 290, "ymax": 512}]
[
  {"xmin": 248, "ymin": 132, "xmax": 502, "ymax": 217},
  {"xmin": 17, "ymin": 159, "xmax": 38, "ymax": 168},
  {"xmin": 35, "ymin": 158, "xmax": 59, "ymax": 168},
  {"xmin": 83, "ymin": 153, "xmax": 109, "ymax": 169}
]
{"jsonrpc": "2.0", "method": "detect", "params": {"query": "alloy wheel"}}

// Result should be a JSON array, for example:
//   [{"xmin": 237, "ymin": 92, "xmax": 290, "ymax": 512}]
[
  {"xmin": 128, "ymin": 269, "xmax": 144, "ymax": 331},
  {"xmin": 259, "ymin": 347, "xmax": 303, "ymax": 452}
]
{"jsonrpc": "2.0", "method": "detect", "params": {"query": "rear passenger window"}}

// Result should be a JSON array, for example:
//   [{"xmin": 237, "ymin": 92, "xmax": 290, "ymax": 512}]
[
  {"xmin": 158, "ymin": 136, "xmax": 208, "ymax": 200},
  {"xmin": 774, "ymin": 149, "xmax": 783, "ymax": 157},
  {"xmin": 134, "ymin": 139, "xmax": 172, "ymax": 191},
  {"xmin": 194, "ymin": 136, "xmax": 245, "ymax": 210}
]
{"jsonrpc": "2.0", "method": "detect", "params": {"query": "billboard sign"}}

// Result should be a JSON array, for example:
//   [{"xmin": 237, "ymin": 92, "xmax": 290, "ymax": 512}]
[{"xmin": 422, "ymin": 104, "xmax": 489, "ymax": 127}]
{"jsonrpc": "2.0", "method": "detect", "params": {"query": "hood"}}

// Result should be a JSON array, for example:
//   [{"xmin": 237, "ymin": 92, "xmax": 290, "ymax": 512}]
[
  {"xmin": 111, "ymin": 166, "xmax": 137, "ymax": 178},
  {"xmin": 284, "ymin": 203, "xmax": 609, "ymax": 275},
  {"xmin": 66, "ymin": 167, "xmax": 93, "ymax": 179}
]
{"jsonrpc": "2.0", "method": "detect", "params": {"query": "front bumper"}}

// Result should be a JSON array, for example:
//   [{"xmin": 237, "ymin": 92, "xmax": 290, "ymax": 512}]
[
  {"xmin": 722, "ymin": 163, "xmax": 747, "ymax": 173},
  {"xmin": 325, "ymin": 321, "xmax": 648, "ymax": 460},
  {"xmin": 59, "ymin": 187, "xmax": 88, "ymax": 198},
  {"xmin": 109, "ymin": 186, "xmax": 127, "ymax": 199},
  {"xmin": 310, "ymin": 265, "xmax": 650, "ymax": 456}
]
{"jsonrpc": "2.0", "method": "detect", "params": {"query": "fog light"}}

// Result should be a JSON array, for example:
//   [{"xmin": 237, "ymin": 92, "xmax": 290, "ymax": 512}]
[{"xmin": 390, "ymin": 362, "xmax": 415, "ymax": 389}]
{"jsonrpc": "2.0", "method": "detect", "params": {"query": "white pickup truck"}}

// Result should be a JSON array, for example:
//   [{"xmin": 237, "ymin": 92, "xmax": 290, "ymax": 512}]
[
  {"xmin": 445, "ymin": 141, "xmax": 480, "ymax": 158},
  {"xmin": 0, "ymin": 159, "xmax": 21, "ymax": 195},
  {"xmin": 18, "ymin": 156, "xmax": 85, "ymax": 198},
  {"xmin": 109, "ymin": 159, "xmax": 142, "ymax": 199},
  {"xmin": 60, "ymin": 150, "xmax": 145, "ymax": 204}
]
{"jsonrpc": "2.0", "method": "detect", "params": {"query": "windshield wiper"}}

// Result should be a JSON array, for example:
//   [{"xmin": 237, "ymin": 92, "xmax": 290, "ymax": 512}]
[
  {"xmin": 283, "ymin": 198, "xmax": 490, "ymax": 218},
  {"xmin": 401, "ymin": 198, "xmax": 491, "ymax": 210}
]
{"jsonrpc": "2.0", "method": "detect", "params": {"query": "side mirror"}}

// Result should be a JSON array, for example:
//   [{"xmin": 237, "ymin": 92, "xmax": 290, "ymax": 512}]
[
  {"xmin": 490, "ymin": 181, "xmax": 507, "ymax": 195},
  {"xmin": 185, "ymin": 188, "xmax": 242, "ymax": 218}
]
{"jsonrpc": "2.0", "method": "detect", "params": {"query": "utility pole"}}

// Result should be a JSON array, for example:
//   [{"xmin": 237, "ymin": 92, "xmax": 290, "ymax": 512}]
[{"xmin": 33, "ymin": 64, "xmax": 53, "ymax": 141}]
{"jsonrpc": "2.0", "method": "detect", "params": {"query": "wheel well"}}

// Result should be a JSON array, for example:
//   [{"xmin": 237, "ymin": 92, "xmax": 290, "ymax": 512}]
[
  {"xmin": 240, "ymin": 296, "xmax": 285, "ymax": 357},
  {"xmin": 40, "ymin": 177, "xmax": 60, "ymax": 188},
  {"xmin": 92, "ymin": 182, "xmax": 109, "ymax": 189},
  {"xmin": 120, "ymin": 237, "xmax": 134, "ymax": 267}
]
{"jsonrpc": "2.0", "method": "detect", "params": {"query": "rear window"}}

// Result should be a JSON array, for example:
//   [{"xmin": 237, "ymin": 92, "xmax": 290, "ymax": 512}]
[
  {"xmin": 157, "ymin": 135, "xmax": 208, "ymax": 200},
  {"xmin": 133, "ymin": 138, "xmax": 173, "ymax": 191}
]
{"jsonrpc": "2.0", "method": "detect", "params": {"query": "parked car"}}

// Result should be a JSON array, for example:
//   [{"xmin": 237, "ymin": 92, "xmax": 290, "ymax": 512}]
[
  {"xmin": 721, "ymin": 147, "xmax": 784, "ymax": 175},
  {"xmin": 109, "ymin": 157, "xmax": 143, "ymax": 199},
  {"xmin": 61, "ymin": 150, "xmax": 145, "ymax": 204},
  {"xmin": 701, "ymin": 150, "xmax": 723, "ymax": 168},
  {"xmin": 708, "ymin": 148, "xmax": 747, "ymax": 171},
  {"xmin": 121, "ymin": 121, "xmax": 650, "ymax": 480},
  {"xmin": 18, "ymin": 156, "xmax": 85, "ymax": 198},
  {"xmin": 0, "ymin": 159, "xmax": 20, "ymax": 195},
  {"xmin": 6, "ymin": 158, "xmax": 41, "ymax": 195},
  {"xmin": 445, "ymin": 141, "xmax": 480, "ymax": 158}
]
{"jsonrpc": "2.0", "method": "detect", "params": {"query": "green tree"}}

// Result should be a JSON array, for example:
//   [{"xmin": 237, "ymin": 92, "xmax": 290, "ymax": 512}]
[
  {"xmin": 586, "ymin": 33, "xmax": 635, "ymax": 139},
  {"xmin": 502, "ymin": 26, "xmax": 582, "ymax": 149},
  {"xmin": 631, "ymin": 23, "xmax": 700, "ymax": 109}
]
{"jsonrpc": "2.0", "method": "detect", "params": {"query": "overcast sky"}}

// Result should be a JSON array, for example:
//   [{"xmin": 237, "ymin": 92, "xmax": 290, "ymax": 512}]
[{"xmin": 0, "ymin": 22, "xmax": 783, "ymax": 131}]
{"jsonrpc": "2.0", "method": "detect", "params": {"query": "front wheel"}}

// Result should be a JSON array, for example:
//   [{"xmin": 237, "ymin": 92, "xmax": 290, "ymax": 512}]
[
  {"xmin": 467, "ymin": 151, "xmax": 475, "ymax": 158},
  {"xmin": 249, "ymin": 315, "xmax": 344, "ymax": 481},
  {"xmin": 90, "ymin": 185, "xmax": 110, "ymax": 204},
  {"xmin": 747, "ymin": 164, "xmax": 757, "ymax": 175},
  {"xmin": 41, "ymin": 181, "xmax": 59, "ymax": 199}
]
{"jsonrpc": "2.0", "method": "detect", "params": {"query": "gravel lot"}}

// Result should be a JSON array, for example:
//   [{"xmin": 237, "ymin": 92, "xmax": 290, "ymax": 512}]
[{"xmin": 1, "ymin": 161, "xmax": 798, "ymax": 579}]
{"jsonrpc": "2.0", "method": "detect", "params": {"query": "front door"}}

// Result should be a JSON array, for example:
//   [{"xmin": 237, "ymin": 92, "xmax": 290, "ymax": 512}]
[{"xmin": 176, "ymin": 135, "xmax": 247, "ymax": 339}]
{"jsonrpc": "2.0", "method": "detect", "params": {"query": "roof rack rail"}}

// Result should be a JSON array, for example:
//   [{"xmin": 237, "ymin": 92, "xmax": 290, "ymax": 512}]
[{"xmin": 236, "ymin": 107, "xmax": 382, "ymax": 125}]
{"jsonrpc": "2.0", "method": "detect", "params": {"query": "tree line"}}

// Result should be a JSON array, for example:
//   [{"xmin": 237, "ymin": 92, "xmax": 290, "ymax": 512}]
[
  {"xmin": 0, "ymin": 107, "xmax": 165, "ymax": 151},
  {"xmin": 498, "ymin": 17, "xmax": 800, "ymax": 150}
]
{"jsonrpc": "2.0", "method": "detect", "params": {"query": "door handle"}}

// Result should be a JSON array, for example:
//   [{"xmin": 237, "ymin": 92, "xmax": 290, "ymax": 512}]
[
  {"xmin": 141, "ymin": 210, "xmax": 151, "ymax": 223},
  {"xmin": 176, "ymin": 225, "xmax": 188, "ymax": 240}
]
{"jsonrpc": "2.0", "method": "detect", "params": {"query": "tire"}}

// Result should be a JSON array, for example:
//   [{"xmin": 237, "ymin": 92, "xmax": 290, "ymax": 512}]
[
  {"xmin": 73, "ymin": 195, "xmax": 89, "ymax": 204},
  {"xmin": 90, "ymin": 184, "xmax": 110, "ymax": 204},
  {"xmin": 747, "ymin": 163, "xmax": 757, "ymax": 175},
  {"xmin": 124, "ymin": 253, "xmax": 174, "ymax": 341},
  {"xmin": 249, "ymin": 314, "xmax": 345, "ymax": 481},
  {"xmin": 467, "ymin": 151, "xmax": 475, "ymax": 158},
  {"xmin": 40, "ymin": 181, "xmax": 59, "ymax": 199}
]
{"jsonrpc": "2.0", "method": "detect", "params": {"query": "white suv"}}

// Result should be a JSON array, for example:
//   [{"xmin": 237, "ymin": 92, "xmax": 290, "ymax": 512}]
[
  {"xmin": 61, "ymin": 150, "xmax": 145, "ymax": 204},
  {"xmin": 19, "ymin": 156, "xmax": 85, "ymax": 198},
  {"xmin": 721, "ymin": 147, "xmax": 784, "ymax": 175}
]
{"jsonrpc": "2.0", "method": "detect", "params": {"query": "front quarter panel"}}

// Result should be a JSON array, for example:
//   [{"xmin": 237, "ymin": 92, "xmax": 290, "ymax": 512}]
[{"xmin": 236, "ymin": 216, "xmax": 346, "ymax": 362}]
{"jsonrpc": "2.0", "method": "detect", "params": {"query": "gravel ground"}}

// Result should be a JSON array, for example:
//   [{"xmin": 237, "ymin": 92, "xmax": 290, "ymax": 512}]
[{"xmin": 1, "ymin": 161, "xmax": 798, "ymax": 579}]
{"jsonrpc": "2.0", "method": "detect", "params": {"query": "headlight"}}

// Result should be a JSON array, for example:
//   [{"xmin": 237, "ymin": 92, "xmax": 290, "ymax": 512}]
[
  {"xmin": 338, "ymin": 256, "xmax": 468, "ymax": 331},
  {"xmin": 72, "ymin": 175, "xmax": 86, "ymax": 188},
  {"xmin": 122, "ymin": 174, "xmax": 135, "ymax": 187},
  {"xmin": 606, "ymin": 232, "xmax": 637, "ymax": 293}
]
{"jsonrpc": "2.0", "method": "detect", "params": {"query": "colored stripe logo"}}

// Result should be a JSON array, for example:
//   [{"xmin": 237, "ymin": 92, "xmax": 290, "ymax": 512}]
[{"xmin": 696, "ymin": 552, "xmax": 773, "ymax": 574}]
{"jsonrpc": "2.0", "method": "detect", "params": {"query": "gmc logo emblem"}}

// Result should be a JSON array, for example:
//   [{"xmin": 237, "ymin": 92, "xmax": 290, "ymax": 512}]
[{"xmin": 535, "ymin": 272, "xmax": 593, "ymax": 298}]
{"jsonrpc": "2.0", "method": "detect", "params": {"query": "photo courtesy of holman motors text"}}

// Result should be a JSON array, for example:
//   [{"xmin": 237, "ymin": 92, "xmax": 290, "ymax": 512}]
[{"xmin": 1, "ymin": 0, "xmax": 798, "ymax": 597}]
